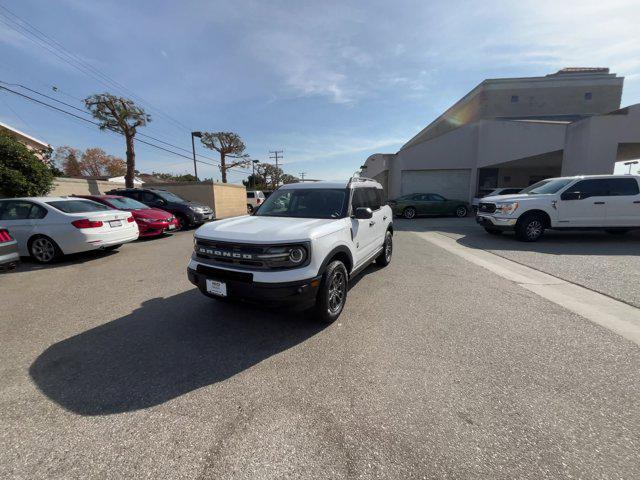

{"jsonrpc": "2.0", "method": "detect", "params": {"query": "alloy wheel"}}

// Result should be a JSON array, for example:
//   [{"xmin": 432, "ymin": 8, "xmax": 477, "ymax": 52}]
[
  {"xmin": 328, "ymin": 270, "xmax": 347, "ymax": 314},
  {"xmin": 31, "ymin": 238, "xmax": 56, "ymax": 262},
  {"xmin": 456, "ymin": 206, "xmax": 467, "ymax": 217},
  {"xmin": 404, "ymin": 208, "xmax": 416, "ymax": 219},
  {"xmin": 385, "ymin": 234, "xmax": 393, "ymax": 262},
  {"xmin": 526, "ymin": 220, "xmax": 543, "ymax": 240}
]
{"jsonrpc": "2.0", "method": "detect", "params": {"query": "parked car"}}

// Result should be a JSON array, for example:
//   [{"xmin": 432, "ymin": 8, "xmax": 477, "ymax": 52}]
[
  {"xmin": 0, "ymin": 197, "xmax": 138, "ymax": 263},
  {"xmin": 476, "ymin": 174, "xmax": 640, "ymax": 241},
  {"xmin": 187, "ymin": 177, "xmax": 393, "ymax": 323},
  {"xmin": 106, "ymin": 188, "xmax": 214, "ymax": 230},
  {"xmin": 388, "ymin": 193, "xmax": 469, "ymax": 219},
  {"xmin": 246, "ymin": 190, "xmax": 266, "ymax": 213},
  {"xmin": 73, "ymin": 195, "xmax": 179, "ymax": 237},
  {"xmin": 472, "ymin": 187, "xmax": 523, "ymax": 212},
  {"xmin": 0, "ymin": 228, "xmax": 20, "ymax": 271}
]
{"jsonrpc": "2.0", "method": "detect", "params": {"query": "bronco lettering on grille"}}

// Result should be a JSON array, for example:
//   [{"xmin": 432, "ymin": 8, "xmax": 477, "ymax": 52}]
[{"xmin": 198, "ymin": 247, "xmax": 253, "ymax": 260}]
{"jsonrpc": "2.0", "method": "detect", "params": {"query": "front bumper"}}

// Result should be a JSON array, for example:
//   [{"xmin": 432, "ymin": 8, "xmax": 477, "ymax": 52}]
[
  {"xmin": 191, "ymin": 211, "xmax": 215, "ymax": 224},
  {"xmin": 476, "ymin": 214, "xmax": 517, "ymax": 230},
  {"xmin": 137, "ymin": 220, "xmax": 178, "ymax": 237},
  {"xmin": 187, "ymin": 264, "xmax": 321, "ymax": 309}
]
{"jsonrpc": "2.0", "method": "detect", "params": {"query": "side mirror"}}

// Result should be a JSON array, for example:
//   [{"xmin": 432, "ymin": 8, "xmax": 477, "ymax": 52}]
[
  {"xmin": 561, "ymin": 190, "xmax": 581, "ymax": 201},
  {"xmin": 354, "ymin": 207, "xmax": 373, "ymax": 219}
]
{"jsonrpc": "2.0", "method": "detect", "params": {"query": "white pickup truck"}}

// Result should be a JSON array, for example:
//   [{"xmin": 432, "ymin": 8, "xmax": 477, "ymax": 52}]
[
  {"xmin": 188, "ymin": 178, "xmax": 393, "ymax": 322},
  {"xmin": 476, "ymin": 174, "xmax": 640, "ymax": 241}
]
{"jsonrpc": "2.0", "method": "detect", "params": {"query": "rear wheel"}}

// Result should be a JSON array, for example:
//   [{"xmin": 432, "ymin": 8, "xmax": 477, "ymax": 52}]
[
  {"xmin": 29, "ymin": 235, "xmax": 61, "ymax": 263},
  {"xmin": 605, "ymin": 229, "xmax": 631, "ymax": 235},
  {"xmin": 484, "ymin": 228, "xmax": 503, "ymax": 236},
  {"xmin": 403, "ymin": 207, "xmax": 416, "ymax": 219},
  {"xmin": 376, "ymin": 230, "xmax": 393, "ymax": 266},
  {"xmin": 455, "ymin": 205, "xmax": 468, "ymax": 218},
  {"xmin": 515, "ymin": 213, "xmax": 545, "ymax": 242},
  {"xmin": 314, "ymin": 260, "xmax": 348, "ymax": 324},
  {"xmin": 247, "ymin": 204, "xmax": 254, "ymax": 214}
]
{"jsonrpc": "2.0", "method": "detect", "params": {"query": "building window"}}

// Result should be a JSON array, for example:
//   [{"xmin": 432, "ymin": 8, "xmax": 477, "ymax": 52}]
[
  {"xmin": 510, "ymin": 95, "xmax": 519, "ymax": 103},
  {"xmin": 584, "ymin": 92, "xmax": 592, "ymax": 100}
]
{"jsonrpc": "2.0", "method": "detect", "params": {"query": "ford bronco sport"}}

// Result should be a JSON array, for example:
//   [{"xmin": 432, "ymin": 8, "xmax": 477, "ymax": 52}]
[{"xmin": 187, "ymin": 177, "xmax": 393, "ymax": 322}]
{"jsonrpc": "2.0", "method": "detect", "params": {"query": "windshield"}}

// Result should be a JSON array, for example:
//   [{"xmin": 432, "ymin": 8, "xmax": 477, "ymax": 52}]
[
  {"xmin": 155, "ymin": 191, "xmax": 187, "ymax": 203},
  {"xmin": 107, "ymin": 197, "xmax": 149, "ymax": 210},
  {"xmin": 256, "ymin": 188, "xmax": 348, "ymax": 219},
  {"xmin": 47, "ymin": 200, "xmax": 111, "ymax": 213},
  {"xmin": 521, "ymin": 178, "xmax": 573, "ymax": 195}
]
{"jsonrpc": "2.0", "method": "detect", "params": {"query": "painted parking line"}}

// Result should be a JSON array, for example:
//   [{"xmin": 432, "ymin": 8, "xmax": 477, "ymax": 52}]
[{"xmin": 415, "ymin": 231, "xmax": 640, "ymax": 347}]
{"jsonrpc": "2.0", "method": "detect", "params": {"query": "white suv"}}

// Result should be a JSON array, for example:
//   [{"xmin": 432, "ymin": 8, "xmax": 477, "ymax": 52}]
[
  {"xmin": 476, "ymin": 174, "xmax": 640, "ymax": 241},
  {"xmin": 188, "ymin": 178, "xmax": 393, "ymax": 322},
  {"xmin": 246, "ymin": 190, "xmax": 266, "ymax": 213}
]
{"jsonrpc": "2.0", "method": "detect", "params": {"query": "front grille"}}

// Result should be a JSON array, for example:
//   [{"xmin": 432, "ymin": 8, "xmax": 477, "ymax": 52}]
[
  {"xmin": 195, "ymin": 239, "xmax": 272, "ymax": 270},
  {"xmin": 478, "ymin": 202, "xmax": 496, "ymax": 213}
]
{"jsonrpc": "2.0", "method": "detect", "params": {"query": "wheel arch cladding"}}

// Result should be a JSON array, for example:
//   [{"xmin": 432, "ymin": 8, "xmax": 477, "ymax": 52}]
[
  {"xmin": 518, "ymin": 209, "xmax": 551, "ymax": 228},
  {"xmin": 319, "ymin": 246, "xmax": 353, "ymax": 275}
]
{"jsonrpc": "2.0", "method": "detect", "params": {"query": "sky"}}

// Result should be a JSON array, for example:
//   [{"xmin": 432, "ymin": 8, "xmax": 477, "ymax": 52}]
[{"xmin": 1, "ymin": 0, "xmax": 640, "ymax": 183}]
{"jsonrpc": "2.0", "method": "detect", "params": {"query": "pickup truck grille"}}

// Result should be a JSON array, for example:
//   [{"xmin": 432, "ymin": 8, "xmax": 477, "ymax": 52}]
[
  {"xmin": 195, "ymin": 239, "xmax": 271, "ymax": 270},
  {"xmin": 478, "ymin": 202, "xmax": 496, "ymax": 213}
]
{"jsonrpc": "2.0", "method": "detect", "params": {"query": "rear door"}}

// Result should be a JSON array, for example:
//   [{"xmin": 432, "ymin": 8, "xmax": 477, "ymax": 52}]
[
  {"xmin": 557, "ymin": 179, "xmax": 608, "ymax": 226},
  {"xmin": 604, "ymin": 177, "xmax": 640, "ymax": 226}
]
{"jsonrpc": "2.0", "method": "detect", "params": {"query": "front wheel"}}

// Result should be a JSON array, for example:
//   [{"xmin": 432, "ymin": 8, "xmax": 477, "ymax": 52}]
[
  {"xmin": 515, "ymin": 214, "xmax": 545, "ymax": 242},
  {"xmin": 455, "ymin": 205, "xmax": 468, "ymax": 218},
  {"xmin": 175, "ymin": 214, "xmax": 189, "ymax": 231},
  {"xmin": 314, "ymin": 260, "xmax": 348, "ymax": 324},
  {"xmin": 376, "ymin": 230, "xmax": 393, "ymax": 266},
  {"xmin": 403, "ymin": 207, "xmax": 416, "ymax": 219}
]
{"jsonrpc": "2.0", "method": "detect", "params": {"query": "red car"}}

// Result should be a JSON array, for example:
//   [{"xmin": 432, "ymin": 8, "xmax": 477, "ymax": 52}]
[{"xmin": 74, "ymin": 195, "xmax": 179, "ymax": 237}]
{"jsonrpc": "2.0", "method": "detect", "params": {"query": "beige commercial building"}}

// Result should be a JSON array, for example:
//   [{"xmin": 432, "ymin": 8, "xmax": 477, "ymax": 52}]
[
  {"xmin": 0, "ymin": 121, "xmax": 50, "ymax": 158},
  {"xmin": 364, "ymin": 68, "xmax": 640, "ymax": 201}
]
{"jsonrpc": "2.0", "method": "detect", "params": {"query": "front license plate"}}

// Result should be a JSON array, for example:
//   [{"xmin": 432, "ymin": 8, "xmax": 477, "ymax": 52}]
[
  {"xmin": 206, "ymin": 279, "xmax": 227, "ymax": 297},
  {"xmin": 167, "ymin": 224, "xmax": 176, "ymax": 230},
  {"xmin": 109, "ymin": 220, "xmax": 122, "ymax": 227}
]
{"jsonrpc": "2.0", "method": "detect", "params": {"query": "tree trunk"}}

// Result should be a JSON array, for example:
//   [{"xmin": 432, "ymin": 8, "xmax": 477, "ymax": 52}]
[
  {"xmin": 220, "ymin": 152, "xmax": 227, "ymax": 183},
  {"xmin": 125, "ymin": 134, "xmax": 135, "ymax": 188}
]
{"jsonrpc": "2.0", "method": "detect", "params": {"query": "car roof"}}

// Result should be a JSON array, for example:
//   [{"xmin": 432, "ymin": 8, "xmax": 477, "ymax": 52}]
[{"xmin": 278, "ymin": 179, "xmax": 382, "ymax": 190}]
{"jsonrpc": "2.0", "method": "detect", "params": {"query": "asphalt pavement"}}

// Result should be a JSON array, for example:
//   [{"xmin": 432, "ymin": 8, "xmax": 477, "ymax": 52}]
[{"xmin": 1, "ymin": 228, "xmax": 639, "ymax": 479}]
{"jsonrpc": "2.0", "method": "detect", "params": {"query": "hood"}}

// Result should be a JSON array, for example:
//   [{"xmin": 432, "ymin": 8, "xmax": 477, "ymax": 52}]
[
  {"xmin": 195, "ymin": 215, "xmax": 345, "ymax": 243},
  {"xmin": 482, "ymin": 193, "xmax": 541, "ymax": 202},
  {"xmin": 133, "ymin": 208, "xmax": 174, "ymax": 220}
]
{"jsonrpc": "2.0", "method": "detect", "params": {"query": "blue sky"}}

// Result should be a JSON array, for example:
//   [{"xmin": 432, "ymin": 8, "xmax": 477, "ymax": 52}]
[{"xmin": 1, "ymin": 0, "xmax": 640, "ymax": 182}]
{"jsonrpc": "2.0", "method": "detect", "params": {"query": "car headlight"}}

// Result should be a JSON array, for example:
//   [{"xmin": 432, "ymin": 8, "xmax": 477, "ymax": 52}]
[
  {"xmin": 257, "ymin": 244, "xmax": 309, "ymax": 268},
  {"xmin": 495, "ymin": 202, "xmax": 519, "ymax": 215}
]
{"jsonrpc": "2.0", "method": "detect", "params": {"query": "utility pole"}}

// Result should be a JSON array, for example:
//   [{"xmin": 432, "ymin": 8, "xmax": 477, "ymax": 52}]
[
  {"xmin": 191, "ymin": 131, "xmax": 202, "ymax": 181},
  {"xmin": 299, "ymin": 172, "xmax": 306, "ymax": 181},
  {"xmin": 252, "ymin": 159, "xmax": 260, "ymax": 189},
  {"xmin": 269, "ymin": 150, "xmax": 283, "ymax": 187}
]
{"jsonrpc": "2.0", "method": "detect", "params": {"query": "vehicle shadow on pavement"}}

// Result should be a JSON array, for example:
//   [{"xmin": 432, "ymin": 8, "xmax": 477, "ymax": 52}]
[
  {"xmin": 15, "ymin": 250, "xmax": 121, "ymax": 272},
  {"xmin": 29, "ymin": 289, "xmax": 326, "ymax": 416},
  {"xmin": 394, "ymin": 217, "xmax": 640, "ymax": 256}
]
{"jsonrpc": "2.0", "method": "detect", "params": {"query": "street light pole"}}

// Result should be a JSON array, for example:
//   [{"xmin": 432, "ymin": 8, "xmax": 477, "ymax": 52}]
[
  {"xmin": 191, "ymin": 131, "xmax": 202, "ymax": 181},
  {"xmin": 624, "ymin": 160, "xmax": 639, "ymax": 175}
]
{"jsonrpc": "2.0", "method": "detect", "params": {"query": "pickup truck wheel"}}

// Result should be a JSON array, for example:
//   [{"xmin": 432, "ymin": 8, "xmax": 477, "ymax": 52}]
[
  {"xmin": 403, "ymin": 207, "xmax": 416, "ymax": 219},
  {"xmin": 484, "ymin": 228, "xmax": 503, "ymax": 236},
  {"xmin": 515, "ymin": 213, "xmax": 545, "ymax": 242},
  {"xmin": 315, "ymin": 260, "xmax": 348, "ymax": 323},
  {"xmin": 376, "ymin": 231, "xmax": 393, "ymax": 266}
]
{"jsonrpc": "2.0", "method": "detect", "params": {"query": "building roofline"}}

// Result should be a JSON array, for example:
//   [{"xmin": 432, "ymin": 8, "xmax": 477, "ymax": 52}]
[{"xmin": 0, "ymin": 121, "xmax": 50, "ymax": 148}]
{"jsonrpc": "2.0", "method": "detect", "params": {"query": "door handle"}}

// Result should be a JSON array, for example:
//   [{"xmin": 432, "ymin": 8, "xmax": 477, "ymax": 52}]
[
  {"xmin": 593, "ymin": 201, "xmax": 605, "ymax": 205},
  {"xmin": 369, "ymin": 221, "xmax": 376, "ymax": 227},
  {"xmin": 383, "ymin": 216, "xmax": 387, "ymax": 220}
]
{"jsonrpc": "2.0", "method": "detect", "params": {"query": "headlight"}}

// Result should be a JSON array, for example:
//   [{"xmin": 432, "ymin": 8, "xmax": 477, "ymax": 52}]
[
  {"xmin": 137, "ymin": 217, "xmax": 156, "ymax": 223},
  {"xmin": 257, "ymin": 244, "xmax": 309, "ymax": 268},
  {"xmin": 495, "ymin": 202, "xmax": 519, "ymax": 215}
]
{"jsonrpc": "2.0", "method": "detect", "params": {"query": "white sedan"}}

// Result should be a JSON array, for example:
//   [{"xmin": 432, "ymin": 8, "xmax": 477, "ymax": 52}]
[{"xmin": 0, "ymin": 197, "xmax": 139, "ymax": 263}]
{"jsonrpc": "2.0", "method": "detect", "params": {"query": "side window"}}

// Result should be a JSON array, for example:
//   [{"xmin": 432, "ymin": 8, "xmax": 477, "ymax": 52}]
[
  {"xmin": 351, "ymin": 188, "xmax": 369, "ymax": 210},
  {"xmin": 608, "ymin": 178, "xmax": 640, "ymax": 196},
  {"xmin": 142, "ymin": 191, "xmax": 158, "ymax": 203},
  {"xmin": 376, "ymin": 189, "xmax": 385, "ymax": 206},
  {"xmin": 28, "ymin": 204, "xmax": 47, "ymax": 219},
  {"xmin": 247, "ymin": 192, "xmax": 255, "ymax": 199},
  {"xmin": 564, "ymin": 179, "xmax": 609, "ymax": 199},
  {"xmin": 366, "ymin": 188, "xmax": 381, "ymax": 210},
  {"xmin": 428, "ymin": 194, "xmax": 445, "ymax": 201},
  {"xmin": 0, "ymin": 201, "xmax": 34, "ymax": 220}
]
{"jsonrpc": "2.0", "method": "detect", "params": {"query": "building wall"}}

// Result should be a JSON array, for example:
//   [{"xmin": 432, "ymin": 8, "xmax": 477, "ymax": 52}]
[
  {"xmin": 146, "ymin": 182, "xmax": 215, "ymax": 209},
  {"xmin": 212, "ymin": 183, "xmax": 247, "ymax": 219},
  {"xmin": 50, "ymin": 177, "xmax": 123, "ymax": 196}
]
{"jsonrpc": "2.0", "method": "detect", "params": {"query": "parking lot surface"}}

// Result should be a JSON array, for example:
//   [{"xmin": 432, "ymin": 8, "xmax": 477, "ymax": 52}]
[
  {"xmin": 1, "ymin": 229, "xmax": 639, "ymax": 479},
  {"xmin": 398, "ymin": 217, "xmax": 640, "ymax": 308}
]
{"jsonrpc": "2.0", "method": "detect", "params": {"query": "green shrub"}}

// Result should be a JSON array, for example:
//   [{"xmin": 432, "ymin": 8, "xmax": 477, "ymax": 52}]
[{"xmin": 0, "ymin": 133, "xmax": 54, "ymax": 197}]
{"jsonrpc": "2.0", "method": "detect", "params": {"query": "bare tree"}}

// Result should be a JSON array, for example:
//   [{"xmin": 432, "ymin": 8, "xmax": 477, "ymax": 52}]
[
  {"xmin": 84, "ymin": 93, "xmax": 150, "ymax": 188},
  {"xmin": 54, "ymin": 146, "xmax": 82, "ymax": 177},
  {"xmin": 200, "ymin": 132, "xmax": 251, "ymax": 183}
]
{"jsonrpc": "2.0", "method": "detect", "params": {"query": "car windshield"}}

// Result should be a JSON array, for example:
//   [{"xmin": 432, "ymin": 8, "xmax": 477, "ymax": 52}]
[
  {"xmin": 155, "ymin": 191, "xmax": 187, "ymax": 203},
  {"xmin": 107, "ymin": 197, "xmax": 149, "ymax": 210},
  {"xmin": 256, "ymin": 188, "xmax": 348, "ymax": 219},
  {"xmin": 521, "ymin": 178, "xmax": 573, "ymax": 195},
  {"xmin": 47, "ymin": 200, "xmax": 111, "ymax": 213}
]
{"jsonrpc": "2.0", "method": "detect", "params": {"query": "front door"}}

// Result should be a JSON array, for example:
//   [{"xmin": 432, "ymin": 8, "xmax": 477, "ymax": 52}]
[
  {"xmin": 350, "ymin": 188, "xmax": 378, "ymax": 267},
  {"xmin": 557, "ymin": 179, "xmax": 608, "ymax": 227},
  {"xmin": 0, "ymin": 200, "xmax": 42, "ymax": 254}
]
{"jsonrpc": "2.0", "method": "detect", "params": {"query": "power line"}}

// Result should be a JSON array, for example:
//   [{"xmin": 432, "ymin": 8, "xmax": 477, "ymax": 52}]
[{"xmin": 0, "ymin": 84, "xmax": 251, "ymax": 175}]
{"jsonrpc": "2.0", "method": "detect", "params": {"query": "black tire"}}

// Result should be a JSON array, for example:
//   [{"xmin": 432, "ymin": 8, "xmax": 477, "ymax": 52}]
[
  {"xmin": 103, "ymin": 244, "xmax": 122, "ymax": 251},
  {"xmin": 403, "ymin": 207, "xmax": 416, "ymax": 219},
  {"xmin": 605, "ymin": 229, "xmax": 630, "ymax": 235},
  {"xmin": 455, "ymin": 205, "xmax": 468, "ymax": 218},
  {"xmin": 515, "ymin": 213, "xmax": 545, "ymax": 242},
  {"xmin": 28, "ymin": 235, "xmax": 62, "ymax": 263},
  {"xmin": 314, "ymin": 260, "xmax": 348, "ymax": 324},
  {"xmin": 484, "ymin": 228, "xmax": 503, "ymax": 236},
  {"xmin": 376, "ymin": 230, "xmax": 393, "ymax": 266},
  {"xmin": 247, "ymin": 204, "xmax": 254, "ymax": 214},
  {"xmin": 175, "ymin": 213, "xmax": 189, "ymax": 231}
]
